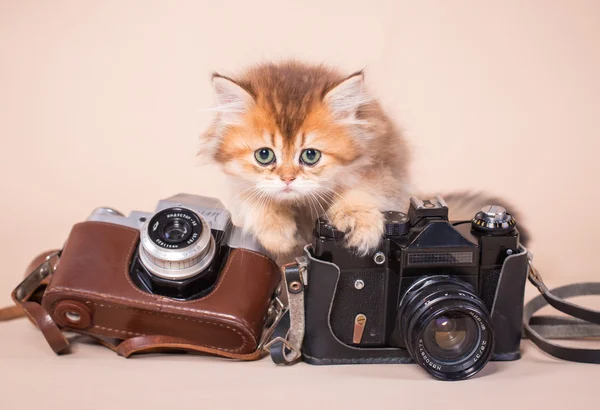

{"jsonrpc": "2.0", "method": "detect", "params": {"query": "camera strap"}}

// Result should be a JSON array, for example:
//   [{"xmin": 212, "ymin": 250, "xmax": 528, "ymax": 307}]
[
  {"xmin": 264, "ymin": 259, "xmax": 306, "ymax": 364},
  {"xmin": 2, "ymin": 250, "xmax": 72, "ymax": 354},
  {"xmin": 523, "ymin": 254, "xmax": 600, "ymax": 363},
  {"xmin": 0, "ymin": 305, "xmax": 26, "ymax": 321}
]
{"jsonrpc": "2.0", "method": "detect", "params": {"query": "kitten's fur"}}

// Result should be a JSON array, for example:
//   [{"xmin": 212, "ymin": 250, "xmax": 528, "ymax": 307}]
[{"xmin": 200, "ymin": 61, "xmax": 529, "ymax": 264}]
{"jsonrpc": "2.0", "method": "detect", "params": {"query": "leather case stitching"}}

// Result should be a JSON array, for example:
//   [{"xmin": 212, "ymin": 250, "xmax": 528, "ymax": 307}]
[
  {"xmin": 87, "ymin": 327, "xmax": 249, "ymax": 354},
  {"xmin": 45, "ymin": 286, "xmax": 258, "ymax": 346},
  {"xmin": 93, "ymin": 326, "xmax": 145, "ymax": 337},
  {"xmin": 46, "ymin": 286, "xmax": 255, "ymax": 326},
  {"xmin": 49, "ymin": 298, "xmax": 251, "ymax": 352}
]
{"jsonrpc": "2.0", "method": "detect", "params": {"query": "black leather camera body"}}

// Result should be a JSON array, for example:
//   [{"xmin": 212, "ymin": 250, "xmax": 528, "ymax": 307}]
[{"xmin": 292, "ymin": 196, "xmax": 529, "ymax": 380}]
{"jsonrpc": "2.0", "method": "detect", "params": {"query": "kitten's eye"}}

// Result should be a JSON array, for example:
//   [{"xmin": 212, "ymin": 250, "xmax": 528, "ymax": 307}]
[
  {"xmin": 300, "ymin": 149, "xmax": 321, "ymax": 166},
  {"xmin": 254, "ymin": 148, "xmax": 276, "ymax": 165}
]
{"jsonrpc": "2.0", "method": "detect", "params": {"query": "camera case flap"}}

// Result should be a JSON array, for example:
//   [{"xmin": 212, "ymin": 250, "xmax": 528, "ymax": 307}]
[
  {"xmin": 14, "ymin": 220, "xmax": 281, "ymax": 358},
  {"xmin": 298, "ymin": 249, "xmax": 414, "ymax": 364}
]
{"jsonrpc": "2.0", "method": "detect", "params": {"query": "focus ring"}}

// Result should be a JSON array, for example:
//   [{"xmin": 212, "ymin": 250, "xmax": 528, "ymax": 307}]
[
  {"xmin": 142, "ymin": 243, "xmax": 205, "ymax": 269},
  {"xmin": 138, "ymin": 235, "xmax": 216, "ymax": 280}
]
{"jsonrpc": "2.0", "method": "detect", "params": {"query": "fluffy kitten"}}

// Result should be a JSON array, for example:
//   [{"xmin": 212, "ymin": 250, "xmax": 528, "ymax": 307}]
[{"xmin": 199, "ymin": 61, "xmax": 529, "ymax": 264}]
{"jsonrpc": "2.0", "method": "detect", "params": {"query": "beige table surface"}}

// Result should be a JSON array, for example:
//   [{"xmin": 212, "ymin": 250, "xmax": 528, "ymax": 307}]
[{"xmin": 1, "ymin": 280, "xmax": 598, "ymax": 410}]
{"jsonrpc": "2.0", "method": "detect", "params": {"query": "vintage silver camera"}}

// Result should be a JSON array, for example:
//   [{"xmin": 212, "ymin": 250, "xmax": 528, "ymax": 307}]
[{"xmin": 87, "ymin": 193, "xmax": 266, "ymax": 300}]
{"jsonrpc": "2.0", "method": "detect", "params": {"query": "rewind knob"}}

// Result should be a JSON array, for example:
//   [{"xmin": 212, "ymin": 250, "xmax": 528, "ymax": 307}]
[{"xmin": 471, "ymin": 205, "xmax": 516, "ymax": 234}]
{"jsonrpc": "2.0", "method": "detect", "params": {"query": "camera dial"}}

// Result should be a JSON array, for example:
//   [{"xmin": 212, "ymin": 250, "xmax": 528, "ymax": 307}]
[
  {"xmin": 383, "ymin": 211, "xmax": 410, "ymax": 236},
  {"xmin": 139, "ymin": 207, "xmax": 216, "ymax": 280},
  {"xmin": 471, "ymin": 205, "xmax": 516, "ymax": 234}
]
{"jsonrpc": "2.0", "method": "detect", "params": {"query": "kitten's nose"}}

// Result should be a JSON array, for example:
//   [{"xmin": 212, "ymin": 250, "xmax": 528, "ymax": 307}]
[{"xmin": 281, "ymin": 175, "xmax": 296, "ymax": 185}]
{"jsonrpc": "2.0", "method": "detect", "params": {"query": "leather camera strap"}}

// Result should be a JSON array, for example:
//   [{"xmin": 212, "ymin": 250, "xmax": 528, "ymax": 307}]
[
  {"xmin": 113, "ymin": 335, "xmax": 266, "ymax": 360},
  {"xmin": 268, "ymin": 260, "xmax": 306, "ymax": 364},
  {"xmin": 2, "ymin": 251, "xmax": 71, "ymax": 354},
  {"xmin": 523, "ymin": 258, "xmax": 600, "ymax": 363},
  {"xmin": 66, "ymin": 333, "xmax": 265, "ymax": 360},
  {"xmin": 0, "ymin": 305, "xmax": 25, "ymax": 321}
]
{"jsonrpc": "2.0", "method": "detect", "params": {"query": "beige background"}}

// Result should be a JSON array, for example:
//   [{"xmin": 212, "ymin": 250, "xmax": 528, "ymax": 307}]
[{"xmin": 1, "ymin": 1, "xmax": 599, "ymax": 409}]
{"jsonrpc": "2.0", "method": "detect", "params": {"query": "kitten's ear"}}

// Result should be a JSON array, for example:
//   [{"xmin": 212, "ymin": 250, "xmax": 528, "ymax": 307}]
[
  {"xmin": 324, "ymin": 71, "xmax": 371, "ymax": 122},
  {"xmin": 210, "ymin": 73, "xmax": 254, "ymax": 124}
]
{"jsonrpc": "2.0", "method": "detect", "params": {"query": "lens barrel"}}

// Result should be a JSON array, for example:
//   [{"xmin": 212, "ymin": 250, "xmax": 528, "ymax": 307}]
[
  {"xmin": 398, "ymin": 276, "xmax": 494, "ymax": 381},
  {"xmin": 139, "ymin": 207, "xmax": 216, "ymax": 281}
]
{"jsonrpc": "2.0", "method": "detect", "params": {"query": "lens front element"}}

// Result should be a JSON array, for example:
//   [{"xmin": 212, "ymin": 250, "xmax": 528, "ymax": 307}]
[
  {"xmin": 423, "ymin": 312, "xmax": 479, "ymax": 363},
  {"xmin": 161, "ymin": 218, "xmax": 192, "ymax": 244}
]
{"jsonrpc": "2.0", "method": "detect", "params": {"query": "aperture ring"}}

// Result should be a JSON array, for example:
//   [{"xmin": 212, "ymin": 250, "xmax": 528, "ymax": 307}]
[{"xmin": 139, "ymin": 236, "xmax": 216, "ymax": 280}]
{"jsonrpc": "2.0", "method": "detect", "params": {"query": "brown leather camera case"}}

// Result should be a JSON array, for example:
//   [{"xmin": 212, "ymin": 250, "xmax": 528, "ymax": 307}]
[{"xmin": 13, "ymin": 221, "xmax": 281, "ymax": 359}]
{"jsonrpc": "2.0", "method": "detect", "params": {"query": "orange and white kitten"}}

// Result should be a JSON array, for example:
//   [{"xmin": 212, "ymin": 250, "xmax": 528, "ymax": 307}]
[{"xmin": 199, "ymin": 61, "xmax": 528, "ymax": 264}]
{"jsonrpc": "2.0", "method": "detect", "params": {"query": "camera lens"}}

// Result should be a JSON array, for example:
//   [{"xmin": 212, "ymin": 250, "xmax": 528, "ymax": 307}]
[
  {"xmin": 160, "ymin": 218, "xmax": 192, "ymax": 244},
  {"xmin": 138, "ymin": 207, "xmax": 216, "ymax": 281},
  {"xmin": 398, "ymin": 276, "xmax": 494, "ymax": 381},
  {"xmin": 423, "ymin": 312, "xmax": 478, "ymax": 363}
]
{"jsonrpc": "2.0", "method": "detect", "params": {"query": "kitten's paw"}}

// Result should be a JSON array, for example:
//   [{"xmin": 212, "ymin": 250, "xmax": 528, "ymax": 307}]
[{"xmin": 329, "ymin": 206, "xmax": 384, "ymax": 257}]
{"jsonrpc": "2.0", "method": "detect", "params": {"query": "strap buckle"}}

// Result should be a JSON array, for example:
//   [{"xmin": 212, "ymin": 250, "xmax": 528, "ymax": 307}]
[
  {"xmin": 0, "ymin": 253, "xmax": 59, "ymax": 322},
  {"xmin": 262, "ymin": 335, "xmax": 301, "ymax": 358},
  {"xmin": 13, "ymin": 251, "xmax": 61, "ymax": 303},
  {"xmin": 296, "ymin": 256, "xmax": 308, "ymax": 286},
  {"xmin": 257, "ymin": 293, "xmax": 287, "ymax": 351}
]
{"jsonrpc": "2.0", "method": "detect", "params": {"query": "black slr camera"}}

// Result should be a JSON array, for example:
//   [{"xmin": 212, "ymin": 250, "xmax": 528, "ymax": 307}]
[{"xmin": 274, "ymin": 196, "xmax": 529, "ymax": 381}]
